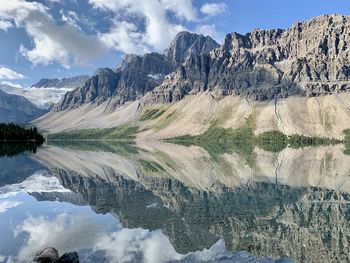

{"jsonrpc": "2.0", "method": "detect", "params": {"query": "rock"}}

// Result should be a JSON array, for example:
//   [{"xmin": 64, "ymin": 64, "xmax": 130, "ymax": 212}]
[
  {"xmin": 164, "ymin": 31, "xmax": 220, "ymax": 64},
  {"xmin": 33, "ymin": 247, "xmax": 59, "ymax": 263},
  {"xmin": 142, "ymin": 14, "xmax": 350, "ymax": 104},
  {"xmin": 33, "ymin": 248, "xmax": 79, "ymax": 263},
  {"xmin": 55, "ymin": 32, "xmax": 219, "ymax": 111},
  {"xmin": 53, "ymin": 252, "xmax": 79, "ymax": 263}
]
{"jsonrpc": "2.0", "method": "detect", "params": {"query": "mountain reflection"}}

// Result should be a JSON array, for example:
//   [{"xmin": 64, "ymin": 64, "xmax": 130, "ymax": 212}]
[{"xmin": 19, "ymin": 141, "xmax": 350, "ymax": 262}]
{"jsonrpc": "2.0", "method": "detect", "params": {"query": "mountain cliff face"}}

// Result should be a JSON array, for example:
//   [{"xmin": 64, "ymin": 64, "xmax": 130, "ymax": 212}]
[
  {"xmin": 31, "ymin": 75, "xmax": 89, "ymax": 89},
  {"xmin": 0, "ymin": 89, "xmax": 46, "ymax": 123},
  {"xmin": 143, "ymin": 15, "xmax": 350, "ymax": 103},
  {"xmin": 55, "ymin": 32, "xmax": 219, "ymax": 111}
]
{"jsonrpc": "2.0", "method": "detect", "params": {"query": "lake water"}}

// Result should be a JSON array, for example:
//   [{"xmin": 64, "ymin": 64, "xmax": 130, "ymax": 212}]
[{"xmin": 1, "ymin": 140, "xmax": 350, "ymax": 262}]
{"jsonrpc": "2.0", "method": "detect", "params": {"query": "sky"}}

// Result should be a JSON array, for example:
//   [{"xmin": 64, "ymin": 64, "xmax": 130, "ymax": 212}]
[{"xmin": 0, "ymin": 0, "xmax": 349, "ymax": 88}]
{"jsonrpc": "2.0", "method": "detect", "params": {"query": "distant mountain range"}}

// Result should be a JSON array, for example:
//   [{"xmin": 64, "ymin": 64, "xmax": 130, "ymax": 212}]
[
  {"xmin": 0, "ymin": 89, "xmax": 46, "ymax": 123},
  {"xmin": 31, "ymin": 75, "xmax": 89, "ymax": 90}
]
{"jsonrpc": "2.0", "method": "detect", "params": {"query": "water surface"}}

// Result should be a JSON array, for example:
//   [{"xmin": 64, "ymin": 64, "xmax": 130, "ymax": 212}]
[{"xmin": 1, "ymin": 141, "xmax": 350, "ymax": 262}]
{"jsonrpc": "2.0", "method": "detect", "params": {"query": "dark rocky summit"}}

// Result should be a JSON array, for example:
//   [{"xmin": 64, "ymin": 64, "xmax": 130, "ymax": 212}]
[
  {"xmin": 143, "ymin": 14, "xmax": 350, "ymax": 103},
  {"xmin": 55, "ymin": 32, "xmax": 219, "ymax": 111},
  {"xmin": 32, "ymin": 76, "xmax": 89, "ymax": 90}
]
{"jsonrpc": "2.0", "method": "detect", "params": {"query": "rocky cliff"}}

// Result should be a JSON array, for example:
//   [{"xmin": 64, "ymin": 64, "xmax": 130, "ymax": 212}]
[
  {"xmin": 143, "ymin": 15, "xmax": 350, "ymax": 103},
  {"xmin": 55, "ymin": 32, "xmax": 219, "ymax": 111}
]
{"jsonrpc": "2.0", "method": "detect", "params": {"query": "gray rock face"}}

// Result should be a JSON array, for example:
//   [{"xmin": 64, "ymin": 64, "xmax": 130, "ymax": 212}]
[
  {"xmin": 143, "ymin": 14, "xmax": 350, "ymax": 104},
  {"xmin": 55, "ymin": 32, "xmax": 219, "ymax": 111},
  {"xmin": 0, "ymin": 89, "xmax": 46, "ymax": 123},
  {"xmin": 32, "ymin": 76, "xmax": 89, "ymax": 90},
  {"xmin": 164, "ymin": 31, "xmax": 220, "ymax": 64}
]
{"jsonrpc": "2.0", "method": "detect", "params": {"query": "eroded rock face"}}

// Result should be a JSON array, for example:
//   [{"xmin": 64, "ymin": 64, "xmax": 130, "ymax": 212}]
[
  {"xmin": 143, "ymin": 15, "xmax": 350, "ymax": 104},
  {"xmin": 55, "ymin": 32, "xmax": 219, "ymax": 111},
  {"xmin": 164, "ymin": 31, "xmax": 220, "ymax": 64}
]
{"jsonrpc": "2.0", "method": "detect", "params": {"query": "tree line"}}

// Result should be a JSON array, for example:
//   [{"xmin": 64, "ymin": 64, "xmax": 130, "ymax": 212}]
[{"xmin": 0, "ymin": 123, "xmax": 45, "ymax": 142}]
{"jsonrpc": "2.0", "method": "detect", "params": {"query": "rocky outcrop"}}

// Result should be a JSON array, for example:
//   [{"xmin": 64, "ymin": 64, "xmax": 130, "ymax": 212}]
[
  {"xmin": 143, "ymin": 15, "xmax": 350, "ymax": 104},
  {"xmin": 31, "ymin": 76, "xmax": 89, "ymax": 90},
  {"xmin": 0, "ymin": 89, "xmax": 47, "ymax": 123},
  {"xmin": 55, "ymin": 32, "xmax": 219, "ymax": 111}
]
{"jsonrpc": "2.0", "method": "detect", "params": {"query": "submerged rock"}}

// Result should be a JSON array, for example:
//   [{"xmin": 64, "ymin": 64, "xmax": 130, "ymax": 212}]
[
  {"xmin": 33, "ymin": 247, "xmax": 59, "ymax": 263},
  {"xmin": 33, "ymin": 248, "xmax": 79, "ymax": 263}
]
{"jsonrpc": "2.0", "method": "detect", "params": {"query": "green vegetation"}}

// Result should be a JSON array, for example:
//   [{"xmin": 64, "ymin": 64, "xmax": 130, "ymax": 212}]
[
  {"xmin": 255, "ymin": 131, "xmax": 288, "ymax": 152},
  {"xmin": 47, "ymin": 125, "xmax": 138, "ymax": 140},
  {"xmin": 288, "ymin": 134, "xmax": 340, "ymax": 148},
  {"xmin": 0, "ymin": 123, "xmax": 44, "ymax": 142},
  {"xmin": 167, "ymin": 117, "xmax": 256, "ymax": 166},
  {"xmin": 140, "ymin": 108, "xmax": 166, "ymax": 121},
  {"xmin": 139, "ymin": 159, "xmax": 165, "ymax": 172},
  {"xmin": 167, "ymin": 117, "xmax": 342, "ymax": 166},
  {"xmin": 48, "ymin": 140, "xmax": 139, "ymax": 157},
  {"xmin": 0, "ymin": 142, "xmax": 40, "ymax": 157}
]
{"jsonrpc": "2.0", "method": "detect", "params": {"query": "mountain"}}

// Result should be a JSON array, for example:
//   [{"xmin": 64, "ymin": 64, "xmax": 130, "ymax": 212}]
[
  {"xmin": 0, "ymin": 75, "xmax": 90, "ymax": 109},
  {"xmin": 164, "ymin": 31, "xmax": 220, "ymax": 64},
  {"xmin": 0, "ymin": 89, "xmax": 46, "ymax": 123},
  {"xmin": 35, "ymin": 15, "xmax": 350, "ymax": 139},
  {"xmin": 55, "ymin": 32, "xmax": 219, "ymax": 111},
  {"xmin": 143, "ymin": 15, "xmax": 350, "ymax": 103},
  {"xmin": 31, "ymin": 75, "xmax": 89, "ymax": 89}
]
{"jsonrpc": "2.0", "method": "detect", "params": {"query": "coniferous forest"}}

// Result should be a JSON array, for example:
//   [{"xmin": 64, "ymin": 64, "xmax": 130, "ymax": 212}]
[{"xmin": 0, "ymin": 123, "xmax": 45, "ymax": 142}]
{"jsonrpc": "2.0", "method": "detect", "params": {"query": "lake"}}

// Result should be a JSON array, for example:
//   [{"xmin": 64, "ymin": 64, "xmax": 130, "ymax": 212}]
[{"xmin": 0, "ymin": 140, "xmax": 350, "ymax": 262}]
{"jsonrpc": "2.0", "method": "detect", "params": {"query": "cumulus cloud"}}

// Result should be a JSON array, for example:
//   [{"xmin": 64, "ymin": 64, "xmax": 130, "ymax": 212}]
[
  {"xmin": 0, "ymin": 66, "xmax": 25, "ymax": 80},
  {"xmin": 89, "ymin": 0, "xmax": 197, "ymax": 54},
  {"xmin": 0, "ymin": 0, "xmax": 107, "ymax": 68},
  {"xmin": 0, "ymin": 81, "xmax": 23, "ymax": 88},
  {"xmin": 200, "ymin": 3, "xmax": 227, "ymax": 16}
]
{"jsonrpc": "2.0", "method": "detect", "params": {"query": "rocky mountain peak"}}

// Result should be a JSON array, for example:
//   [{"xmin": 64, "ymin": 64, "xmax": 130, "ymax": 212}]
[
  {"xmin": 55, "ymin": 31, "xmax": 219, "ymax": 111},
  {"xmin": 164, "ymin": 31, "xmax": 219, "ymax": 64}
]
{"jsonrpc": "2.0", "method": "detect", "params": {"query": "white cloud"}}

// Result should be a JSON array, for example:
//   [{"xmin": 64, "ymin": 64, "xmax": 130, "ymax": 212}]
[
  {"xmin": 0, "ymin": 19, "xmax": 12, "ymax": 31},
  {"xmin": 89, "ymin": 0, "xmax": 197, "ymax": 54},
  {"xmin": 0, "ymin": 200, "xmax": 22, "ymax": 213},
  {"xmin": 200, "ymin": 3, "xmax": 227, "ymax": 16},
  {"xmin": 0, "ymin": 0, "xmax": 107, "ymax": 68},
  {"xmin": 0, "ymin": 66, "xmax": 25, "ymax": 80},
  {"xmin": 1, "ymin": 80, "xmax": 23, "ymax": 88},
  {"xmin": 13, "ymin": 212, "xmax": 233, "ymax": 263}
]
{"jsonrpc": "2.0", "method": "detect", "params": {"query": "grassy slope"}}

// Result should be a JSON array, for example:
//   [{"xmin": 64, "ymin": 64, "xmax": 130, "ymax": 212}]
[
  {"xmin": 167, "ymin": 115, "xmax": 342, "ymax": 165},
  {"xmin": 47, "ymin": 125, "xmax": 138, "ymax": 140}
]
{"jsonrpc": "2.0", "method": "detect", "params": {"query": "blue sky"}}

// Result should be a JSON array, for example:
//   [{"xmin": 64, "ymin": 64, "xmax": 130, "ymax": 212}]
[{"xmin": 0, "ymin": 0, "xmax": 349, "ymax": 88}]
